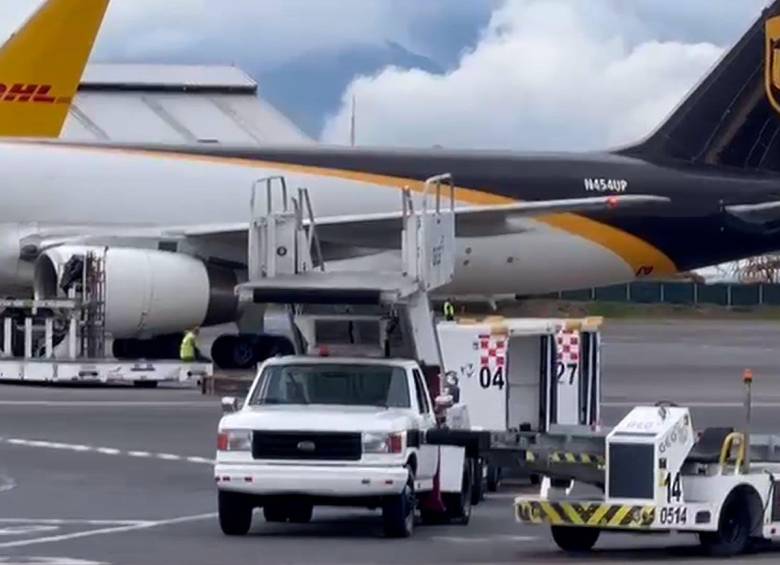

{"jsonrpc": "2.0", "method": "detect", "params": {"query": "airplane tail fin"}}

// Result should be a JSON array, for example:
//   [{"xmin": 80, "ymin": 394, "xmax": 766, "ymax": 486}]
[
  {"xmin": 618, "ymin": 0, "xmax": 780, "ymax": 172},
  {"xmin": 0, "ymin": 0, "xmax": 109, "ymax": 138}
]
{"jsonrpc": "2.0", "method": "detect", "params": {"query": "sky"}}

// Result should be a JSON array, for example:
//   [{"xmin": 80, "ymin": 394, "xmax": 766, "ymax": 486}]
[{"xmin": 0, "ymin": 0, "xmax": 772, "ymax": 150}]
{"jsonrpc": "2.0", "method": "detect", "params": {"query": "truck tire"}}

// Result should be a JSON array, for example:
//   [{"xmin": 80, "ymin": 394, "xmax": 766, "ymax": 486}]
[
  {"xmin": 444, "ymin": 458, "xmax": 473, "ymax": 525},
  {"xmin": 470, "ymin": 458, "xmax": 484, "ymax": 506},
  {"xmin": 287, "ymin": 503, "xmax": 314, "ymax": 523},
  {"xmin": 218, "ymin": 491, "xmax": 253, "ymax": 536},
  {"xmin": 699, "ymin": 490, "xmax": 754, "ymax": 556},
  {"xmin": 263, "ymin": 503, "xmax": 288, "ymax": 523},
  {"xmin": 551, "ymin": 525, "xmax": 600, "ymax": 552},
  {"xmin": 383, "ymin": 467, "xmax": 415, "ymax": 538}
]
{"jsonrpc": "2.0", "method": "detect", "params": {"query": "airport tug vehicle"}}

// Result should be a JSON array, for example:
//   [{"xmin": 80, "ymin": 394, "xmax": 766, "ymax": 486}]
[
  {"xmin": 515, "ymin": 370, "xmax": 780, "ymax": 557},
  {"xmin": 215, "ymin": 175, "xmax": 483, "ymax": 537}
]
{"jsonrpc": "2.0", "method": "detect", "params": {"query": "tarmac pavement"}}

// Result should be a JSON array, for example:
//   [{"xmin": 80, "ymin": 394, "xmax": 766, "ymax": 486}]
[{"xmin": 0, "ymin": 320, "xmax": 779, "ymax": 564}]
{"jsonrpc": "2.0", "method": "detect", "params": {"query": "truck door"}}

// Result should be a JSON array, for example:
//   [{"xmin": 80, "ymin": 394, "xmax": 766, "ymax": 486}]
[
  {"xmin": 579, "ymin": 330, "xmax": 600, "ymax": 426},
  {"xmin": 438, "ymin": 325, "xmax": 508, "ymax": 430},
  {"xmin": 553, "ymin": 327, "xmax": 581, "ymax": 425},
  {"xmin": 506, "ymin": 335, "xmax": 542, "ymax": 430},
  {"xmin": 411, "ymin": 368, "xmax": 438, "ymax": 481}
]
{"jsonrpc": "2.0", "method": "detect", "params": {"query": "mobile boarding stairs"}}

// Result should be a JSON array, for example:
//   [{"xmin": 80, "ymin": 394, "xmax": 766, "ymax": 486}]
[{"xmin": 236, "ymin": 173, "xmax": 456, "ymax": 380}]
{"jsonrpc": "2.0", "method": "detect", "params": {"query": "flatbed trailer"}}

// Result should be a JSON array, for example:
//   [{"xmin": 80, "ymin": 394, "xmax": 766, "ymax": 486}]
[{"xmin": 0, "ymin": 282, "xmax": 211, "ymax": 387}]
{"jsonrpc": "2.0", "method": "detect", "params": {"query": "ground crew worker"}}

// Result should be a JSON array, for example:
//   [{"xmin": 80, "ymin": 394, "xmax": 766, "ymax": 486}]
[
  {"xmin": 180, "ymin": 327, "xmax": 200, "ymax": 362},
  {"xmin": 443, "ymin": 299, "xmax": 455, "ymax": 321}
]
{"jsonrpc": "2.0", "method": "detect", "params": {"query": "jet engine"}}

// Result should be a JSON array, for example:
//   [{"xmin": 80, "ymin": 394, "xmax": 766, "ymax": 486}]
[{"xmin": 33, "ymin": 246, "xmax": 238, "ymax": 338}]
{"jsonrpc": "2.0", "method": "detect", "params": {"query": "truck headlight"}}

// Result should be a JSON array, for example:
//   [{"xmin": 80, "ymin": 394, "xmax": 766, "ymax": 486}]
[
  {"xmin": 362, "ymin": 431, "xmax": 405, "ymax": 454},
  {"xmin": 217, "ymin": 429, "xmax": 252, "ymax": 452}
]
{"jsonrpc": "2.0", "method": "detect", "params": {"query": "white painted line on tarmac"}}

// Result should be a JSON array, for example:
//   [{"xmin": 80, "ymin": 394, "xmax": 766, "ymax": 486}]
[
  {"xmin": 0, "ymin": 401, "xmax": 210, "ymax": 407},
  {"xmin": 0, "ymin": 513, "xmax": 216, "ymax": 549},
  {"xmin": 0, "ymin": 519, "xmax": 144, "ymax": 526},
  {"xmin": 0, "ymin": 525, "xmax": 60, "ymax": 536},
  {"xmin": 604, "ymin": 400, "xmax": 780, "ymax": 408},
  {"xmin": 1, "ymin": 438, "xmax": 213, "ymax": 466},
  {"xmin": 0, "ymin": 475, "xmax": 15, "ymax": 494},
  {"xmin": 0, "ymin": 557, "xmax": 109, "ymax": 564}
]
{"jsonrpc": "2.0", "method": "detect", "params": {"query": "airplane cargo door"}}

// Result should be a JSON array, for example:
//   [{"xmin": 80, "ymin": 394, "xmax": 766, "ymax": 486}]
[{"xmin": 506, "ymin": 335, "xmax": 542, "ymax": 430}]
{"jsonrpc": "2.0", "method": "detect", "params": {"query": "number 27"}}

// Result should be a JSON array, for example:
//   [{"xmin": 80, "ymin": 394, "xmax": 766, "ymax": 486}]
[{"xmin": 556, "ymin": 362, "xmax": 577, "ymax": 385}]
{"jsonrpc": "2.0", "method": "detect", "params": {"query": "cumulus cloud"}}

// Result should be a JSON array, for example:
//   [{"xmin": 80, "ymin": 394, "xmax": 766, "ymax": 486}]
[
  {"xmin": 0, "ymin": 1, "xmax": 446, "ymax": 67},
  {"xmin": 2, "ymin": 0, "xmax": 496, "ymax": 70},
  {"xmin": 320, "ymin": 0, "xmax": 752, "ymax": 150}
]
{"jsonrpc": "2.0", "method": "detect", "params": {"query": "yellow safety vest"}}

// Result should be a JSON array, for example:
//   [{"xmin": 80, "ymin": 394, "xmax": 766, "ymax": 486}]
[
  {"xmin": 180, "ymin": 332, "xmax": 196, "ymax": 361},
  {"xmin": 443, "ymin": 302, "xmax": 455, "ymax": 320}
]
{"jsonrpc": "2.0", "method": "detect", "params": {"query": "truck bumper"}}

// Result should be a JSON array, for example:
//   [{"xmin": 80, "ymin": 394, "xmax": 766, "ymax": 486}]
[
  {"xmin": 215, "ymin": 463, "xmax": 408, "ymax": 497},
  {"xmin": 515, "ymin": 497, "xmax": 717, "ymax": 532}
]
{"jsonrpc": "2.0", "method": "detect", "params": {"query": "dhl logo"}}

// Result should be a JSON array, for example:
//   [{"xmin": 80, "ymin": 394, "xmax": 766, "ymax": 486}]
[{"xmin": 0, "ymin": 83, "xmax": 71, "ymax": 104}]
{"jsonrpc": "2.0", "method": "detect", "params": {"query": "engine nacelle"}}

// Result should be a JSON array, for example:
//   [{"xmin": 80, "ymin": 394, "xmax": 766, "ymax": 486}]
[{"xmin": 33, "ymin": 246, "xmax": 238, "ymax": 338}]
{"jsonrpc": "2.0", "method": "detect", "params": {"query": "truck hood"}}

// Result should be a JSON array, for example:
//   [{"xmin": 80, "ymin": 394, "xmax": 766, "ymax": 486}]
[{"xmin": 220, "ymin": 404, "xmax": 416, "ymax": 433}]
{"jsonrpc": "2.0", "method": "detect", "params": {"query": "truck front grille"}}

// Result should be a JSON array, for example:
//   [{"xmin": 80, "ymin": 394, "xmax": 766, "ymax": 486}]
[{"xmin": 252, "ymin": 431, "xmax": 362, "ymax": 461}]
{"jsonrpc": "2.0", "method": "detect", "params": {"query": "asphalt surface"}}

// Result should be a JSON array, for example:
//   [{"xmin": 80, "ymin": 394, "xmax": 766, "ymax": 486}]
[{"xmin": 1, "ymin": 320, "xmax": 780, "ymax": 564}]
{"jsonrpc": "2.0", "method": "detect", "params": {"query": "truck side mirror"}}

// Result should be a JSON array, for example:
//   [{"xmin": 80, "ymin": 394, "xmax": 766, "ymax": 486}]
[{"xmin": 221, "ymin": 396, "xmax": 243, "ymax": 414}]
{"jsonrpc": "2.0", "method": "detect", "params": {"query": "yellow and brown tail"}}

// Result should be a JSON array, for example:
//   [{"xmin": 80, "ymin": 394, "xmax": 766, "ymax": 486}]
[{"xmin": 0, "ymin": 0, "xmax": 109, "ymax": 138}]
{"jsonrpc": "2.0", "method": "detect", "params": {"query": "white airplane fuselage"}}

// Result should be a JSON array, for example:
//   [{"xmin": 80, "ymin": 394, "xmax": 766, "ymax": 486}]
[{"xmin": 0, "ymin": 141, "xmax": 650, "ymax": 299}]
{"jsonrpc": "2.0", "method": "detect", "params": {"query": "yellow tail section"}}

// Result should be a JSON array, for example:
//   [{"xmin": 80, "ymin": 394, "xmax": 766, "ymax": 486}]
[{"xmin": 0, "ymin": 0, "xmax": 109, "ymax": 138}]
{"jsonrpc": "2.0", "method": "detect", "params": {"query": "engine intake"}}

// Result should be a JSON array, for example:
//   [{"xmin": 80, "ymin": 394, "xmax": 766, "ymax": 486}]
[{"xmin": 33, "ymin": 246, "xmax": 238, "ymax": 338}]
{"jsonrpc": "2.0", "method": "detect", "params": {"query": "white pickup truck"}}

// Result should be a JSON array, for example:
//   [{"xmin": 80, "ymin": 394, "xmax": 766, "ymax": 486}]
[{"xmin": 214, "ymin": 355, "xmax": 475, "ymax": 538}]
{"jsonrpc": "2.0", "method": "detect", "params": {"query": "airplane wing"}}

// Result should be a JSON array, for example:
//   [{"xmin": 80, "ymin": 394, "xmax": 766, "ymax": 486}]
[
  {"xmin": 724, "ymin": 201, "xmax": 780, "ymax": 224},
  {"xmin": 314, "ymin": 194, "xmax": 669, "ymax": 243},
  {"xmin": 22, "ymin": 194, "xmax": 670, "ymax": 260}
]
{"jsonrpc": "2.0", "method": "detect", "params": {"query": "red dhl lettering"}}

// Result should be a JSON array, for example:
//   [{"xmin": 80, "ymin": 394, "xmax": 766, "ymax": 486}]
[{"xmin": 0, "ymin": 83, "xmax": 69, "ymax": 104}]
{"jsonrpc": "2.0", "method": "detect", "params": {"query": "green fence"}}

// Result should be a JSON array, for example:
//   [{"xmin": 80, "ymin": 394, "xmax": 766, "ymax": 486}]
[{"xmin": 553, "ymin": 282, "xmax": 780, "ymax": 307}]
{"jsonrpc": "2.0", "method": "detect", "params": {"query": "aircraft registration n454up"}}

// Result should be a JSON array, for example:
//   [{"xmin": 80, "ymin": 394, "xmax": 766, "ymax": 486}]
[{"xmin": 4, "ymin": 0, "xmax": 780, "ymax": 364}]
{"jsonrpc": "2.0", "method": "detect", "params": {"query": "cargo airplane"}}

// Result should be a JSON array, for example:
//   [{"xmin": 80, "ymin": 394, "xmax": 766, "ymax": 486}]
[{"xmin": 5, "ymin": 1, "xmax": 780, "ymax": 367}]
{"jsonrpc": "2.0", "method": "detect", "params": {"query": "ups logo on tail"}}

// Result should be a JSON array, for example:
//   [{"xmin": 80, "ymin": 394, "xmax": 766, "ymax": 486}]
[{"xmin": 766, "ymin": 16, "xmax": 780, "ymax": 114}]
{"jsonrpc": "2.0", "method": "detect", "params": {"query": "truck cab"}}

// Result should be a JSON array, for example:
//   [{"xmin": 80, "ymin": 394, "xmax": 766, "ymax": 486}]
[{"xmin": 215, "ymin": 355, "xmax": 473, "ymax": 538}]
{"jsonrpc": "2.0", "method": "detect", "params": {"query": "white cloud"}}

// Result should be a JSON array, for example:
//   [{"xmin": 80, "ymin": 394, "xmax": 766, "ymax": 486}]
[
  {"xmin": 321, "ymin": 0, "xmax": 732, "ymax": 150},
  {"xmin": 0, "ymin": 0, "xmax": 419, "ymax": 67}
]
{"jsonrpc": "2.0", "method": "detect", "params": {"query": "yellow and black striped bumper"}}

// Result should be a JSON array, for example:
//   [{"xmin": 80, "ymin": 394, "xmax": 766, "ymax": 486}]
[
  {"xmin": 525, "ymin": 451, "xmax": 605, "ymax": 466},
  {"xmin": 516, "ymin": 500, "xmax": 655, "ymax": 529}
]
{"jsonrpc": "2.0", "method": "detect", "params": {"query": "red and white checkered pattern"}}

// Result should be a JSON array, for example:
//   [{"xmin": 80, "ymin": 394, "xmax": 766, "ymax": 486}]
[
  {"xmin": 555, "ymin": 329, "xmax": 580, "ymax": 364},
  {"xmin": 478, "ymin": 334, "xmax": 506, "ymax": 368}
]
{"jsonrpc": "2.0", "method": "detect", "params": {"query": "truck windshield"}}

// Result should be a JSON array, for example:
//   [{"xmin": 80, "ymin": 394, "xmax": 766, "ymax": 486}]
[{"xmin": 251, "ymin": 364, "xmax": 411, "ymax": 408}]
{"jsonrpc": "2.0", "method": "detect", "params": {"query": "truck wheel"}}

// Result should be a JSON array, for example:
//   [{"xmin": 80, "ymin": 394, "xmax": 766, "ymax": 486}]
[
  {"xmin": 699, "ymin": 491, "xmax": 753, "ymax": 556},
  {"xmin": 383, "ymin": 467, "xmax": 415, "ymax": 538},
  {"xmin": 218, "ymin": 491, "xmax": 253, "ymax": 536},
  {"xmin": 287, "ymin": 503, "xmax": 314, "ymax": 523},
  {"xmin": 444, "ymin": 458, "xmax": 473, "ymax": 525},
  {"xmin": 486, "ymin": 465, "xmax": 501, "ymax": 492},
  {"xmin": 551, "ymin": 526, "xmax": 600, "ymax": 552},
  {"xmin": 263, "ymin": 503, "xmax": 288, "ymax": 523}
]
